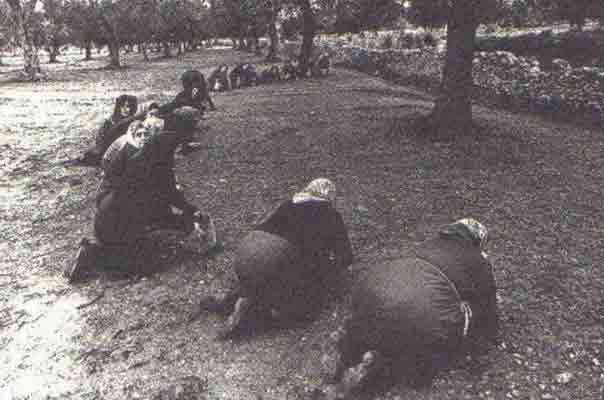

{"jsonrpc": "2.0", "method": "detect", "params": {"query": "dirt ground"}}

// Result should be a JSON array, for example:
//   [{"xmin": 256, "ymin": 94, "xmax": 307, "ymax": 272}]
[{"xmin": 1, "ymin": 48, "xmax": 603, "ymax": 400}]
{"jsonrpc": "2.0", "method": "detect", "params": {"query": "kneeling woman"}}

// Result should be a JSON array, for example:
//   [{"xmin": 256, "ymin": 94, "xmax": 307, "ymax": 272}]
[
  {"xmin": 205, "ymin": 178, "xmax": 353, "ymax": 339},
  {"xmin": 65, "ymin": 110, "xmax": 216, "ymax": 282}
]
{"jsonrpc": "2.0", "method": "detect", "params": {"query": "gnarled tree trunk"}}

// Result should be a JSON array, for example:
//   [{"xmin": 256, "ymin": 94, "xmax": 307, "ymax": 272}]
[
  {"xmin": 139, "ymin": 43, "xmax": 149, "ymax": 61},
  {"xmin": 429, "ymin": 1, "xmax": 479, "ymax": 137},
  {"xmin": 266, "ymin": 16, "xmax": 279, "ymax": 61},
  {"xmin": 7, "ymin": 0, "xmax": 43, "ymax": 80},
  {"xmin": 96, "ymin": 9, "xmax": 121, "ymax": 68},
  {"xmin": 48, "ymin": 40, "xmax": 60, "ymax": 63},
  {"xmin": 297, "ymin": 0, "xmax": 315, "ymax": 77},
  {"xmin": 108, "ymin": 41, "xmax": 120, "ymax": 67},
  {"xmin": 84, "ymin": 40, "xmax": 92, "ymax": 60},
  {"xmin": 163, "ymin": 41, "xmax": 172, "ymax": 58}
]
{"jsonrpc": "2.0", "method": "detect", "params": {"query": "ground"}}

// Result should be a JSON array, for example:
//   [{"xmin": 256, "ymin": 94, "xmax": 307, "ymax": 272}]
[{"xmin": 0, "ymin": 48, "xmax": 603, "ymax": 400}]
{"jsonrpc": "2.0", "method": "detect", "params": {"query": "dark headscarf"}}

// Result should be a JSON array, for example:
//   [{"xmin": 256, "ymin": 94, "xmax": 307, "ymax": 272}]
[
  {"xmin": 112, "ymin": 94, "xmax": 138, "ymax": 121},
  {"xmin": 181, "ymin": 70, "xmax": 206, "ymax": 90}
]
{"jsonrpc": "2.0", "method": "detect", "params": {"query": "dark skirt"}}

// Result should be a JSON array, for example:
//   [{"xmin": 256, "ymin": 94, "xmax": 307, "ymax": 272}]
[{"xmin": 233, "ymin": 230, "xmax": 326, "ymax": 319}]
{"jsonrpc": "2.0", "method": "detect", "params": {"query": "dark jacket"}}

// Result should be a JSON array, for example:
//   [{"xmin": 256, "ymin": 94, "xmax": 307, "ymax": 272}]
[
  {"xmin": 414, "ymin": 236, "xmax": 499, "ymax": 339},
  {"xmin": 255, "ymin": 199, "xmax": 353, "ymax": 269},
  {"xmin": 229, "ymin": 63, "xmax": 258, "ymax": 88},
  {"xmin": 93, "ymin": 125, "xmax": 197, "ymax": 245},
  {"xmin": 158, "ymin": 90, "xmax": 205, "ymax": 116},
  {"xmin": 159, "ymin": 70, "xmax": 214, "ymax": 114},
  {"xmin": 91, "ymin": 95, "xmax": 138, "ymax": 160},
  {"xmin": 96, "ymin": 128, "xmax": 193, "ymax": 213},
  {"xmin": 208, "ymin": 65, "xmax": 229, "ymax": 91}
]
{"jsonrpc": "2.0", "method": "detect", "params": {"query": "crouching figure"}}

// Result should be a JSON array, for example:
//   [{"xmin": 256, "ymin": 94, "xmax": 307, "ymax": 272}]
[
  {"xmin": 203, "ymin": 178, "xmax": 353, "ymax": 340},
  {"xmin": 258, "ymin": 65, "xmax": 281, "ymax": 84},
  {"xmin": 281, "ymin": 60, "xmax": 298, "ymax": 81},
  {"xmin": 68, "ymin": 94, "xmax": 138, "ymax": 167},
  {"xmin": 64, "ymin": 108, "xmax": 217, "ymax": 283},
  {"xmin": 208, "ymin": 64, "xmax": 230, "ymax": 92},
  {"xmin": 229, "ymin": 63, "xmax": 258, "ymax": 89},
  {"xmin": 311, "ymin": 53, "xmax": 331, "ymax": 77},
  {"xmin": 320, "ymin": 218, "xmax": 499, "ymax": 398}
]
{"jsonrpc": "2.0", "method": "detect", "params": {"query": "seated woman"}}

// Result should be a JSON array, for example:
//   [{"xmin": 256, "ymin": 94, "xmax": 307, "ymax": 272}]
[
  {"xmin": 64, "ymin": 109, "xmax": 217, "ymax": 283},
  {"xmin": 312, "ymin": 52, "xmax": 331, "ymax": 77},
  {"xmin": 258, "ymin": 65, "xmax": 281, "ymax": 84},
  {"xmin": 159, "ymin": 70, "xmax": 215, "ymax": 114},
  {"xmin": 158, "ymin": 70, "xmax": 215, "ymax": 154},
  {"xmin": 208, "ymin": 65, "xmax": 230, "ymax": 92},
  {"xmin": 229, "ymin": 63, "xmax": 258, "ymax": 89},
  {"xmin": 68, "ymin": 94, "xmax": 138, "ymax": 167},
  {"xmin": 203, "ymin": 178, "xmax": 353, "ymax": 339},
  {"xmin": 280, "ymin": 60, "xmax": 297, "ymax": 81}
]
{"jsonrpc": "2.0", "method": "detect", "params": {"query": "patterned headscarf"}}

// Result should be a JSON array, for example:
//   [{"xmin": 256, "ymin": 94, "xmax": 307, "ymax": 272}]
[
  {"xmin": 143, "ymin": 114, "xmax": 164, "ymax": 136},
  {"xmin": 440, "ymin": 218, "xmax": 488, "ymax": 248},
  {"xmin": 125, "ymin": 120, "xmax": 147, "ymax": 148},
  {"xmin": 292, "ymin": 178, "xmax": 336, "ymax": 204}
]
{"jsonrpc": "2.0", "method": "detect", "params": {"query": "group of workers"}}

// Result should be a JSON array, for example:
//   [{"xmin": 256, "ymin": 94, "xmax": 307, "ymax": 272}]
[
  {"xmin": 61, "ymin": 56, "xmax": 499, "ymax": 397},
  {"xmin": 207, "ymin": 54, "xmax": 332, "ymax": 91},
  {"xmin": 64, "ymin": 69, "xmax": 218, "ymax": 280}
]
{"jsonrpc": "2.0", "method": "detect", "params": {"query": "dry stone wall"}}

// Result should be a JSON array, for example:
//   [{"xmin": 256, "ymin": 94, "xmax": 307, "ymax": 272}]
[{"xmin": 291, "ymin": 37, "xmax": 604, "ymax": 126}]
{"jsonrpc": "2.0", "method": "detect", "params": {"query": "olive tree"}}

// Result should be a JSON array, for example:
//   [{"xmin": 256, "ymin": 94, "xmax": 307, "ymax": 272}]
[
  {"xmin": 5, "ymin": 0, "xmax": 43, "ymax": 80},
  {"xmin": 408, "ymin": 0, "xmax": 502, "ymax": 137}
]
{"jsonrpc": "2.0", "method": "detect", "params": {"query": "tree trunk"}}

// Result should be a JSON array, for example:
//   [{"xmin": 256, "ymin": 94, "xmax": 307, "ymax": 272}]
[
  {"xmin": 266, "ymin": 17, "xmax": 280, "ymax": 61},
  {"xmin": 108, "ymin": 41, "xmax": 120, "ymax": 68},
  {"xmin": 297, "ymin": 0, "xmax": 315, "ymax": 77},
  {"xmin": 97, "ymin": 11, "xmax": 122, "ymax": 68},
  {"xmin": 6, "ymin": 0, "xmax": 42, "ymax": 80},
  {"xmin": 163, "ymin": 41, "xmax": 172, "ymax": 58},
  {"xmin": 428, "ymin": 1, "xmax": 478, "ymax": 137},
  {"xmin": 140, "ymin": 43, "xmax": 149, "ymax": 61},
  {"xmin": 48, "ymin": 45, "xmax": 60, "ymax": 63},
  {"xmin": 84, "ymin": 41, "xmax": 92, "ymax": 60}
]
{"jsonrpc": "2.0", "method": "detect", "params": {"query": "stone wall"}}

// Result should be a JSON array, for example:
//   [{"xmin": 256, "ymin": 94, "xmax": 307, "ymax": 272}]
[{"xmin": 301, "ymin": 38, "xmax": 604, "ymax": 126}]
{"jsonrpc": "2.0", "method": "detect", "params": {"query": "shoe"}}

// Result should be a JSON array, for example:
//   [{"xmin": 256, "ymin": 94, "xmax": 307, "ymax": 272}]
[
  {"xmin": 179, "ymin": 142, "xmax": 203, "ymax": 156},
  {"xmin": 215, "ymin": 297, "xmax": 251, "ymax": 340},
  {"xmin": 338, "ymin": 351, "xmax": 383, "ymax": 397},
  {"xmin": 190, "ymin": 214, "xmax": 219, "ymax": 254},
  {"xmin": 205, "ymin": 217, "xmax": 217, "ymax": 249},
  {"xmin": 64, "ymin": 238, "xmax": 92, "ymax": 283}
]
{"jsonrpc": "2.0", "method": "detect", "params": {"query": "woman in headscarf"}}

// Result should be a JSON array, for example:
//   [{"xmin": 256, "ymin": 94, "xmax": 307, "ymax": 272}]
[
  {"xmin": 64, "ymin": 110, "xmax": 217, "ymax": 283},
  {"xmin": 208, "ymin": 64, "xmax": 230, "ymax": 91},
  {"xmin": 413, "ymin": 217, "xmax": 499, "ymax": 341},
  {"xmin": 229, "ymin": 63, "xmax": 258, "ymax": 89},
  {"xmin": 203, "ymin": 178, "xmax": 353, "ymax": 339},
  {"xmin": 312, "ymin": 52, "xmax": 331, "ymax": 77},
  {"xmin": 319, "ymin": 218, "xmax": 499, "ymax": 397},
  {"xmin": 157, "ymin": 70, "xmax": 215, "ymax": 155},
  {"xmin": 159, "ymin": 70, "xmax": 216, "ymax": 114},
  {"xmin": 68, "ymin": 94, "xmax": 139, "ymax": 167}
]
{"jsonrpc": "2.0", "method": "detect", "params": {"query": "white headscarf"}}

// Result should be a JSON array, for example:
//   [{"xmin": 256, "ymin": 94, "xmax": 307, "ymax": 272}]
[
  {"xmin": 126, "ymin": 120, "xmax": 146, "ymax": 148},
  {"xmin": 292, "ymin": 178, "xmax": 336, "ymax": 204},
  {"xmin": 143, "ymin": 114, "xmax": 164, "ymax": 136},
  {"xmin": 440, "ymin": 217, "xmax": 488, "ymax": 248}
]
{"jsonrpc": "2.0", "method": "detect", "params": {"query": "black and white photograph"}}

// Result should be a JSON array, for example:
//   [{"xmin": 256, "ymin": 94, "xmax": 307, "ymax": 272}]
[{"xmin": 1, "ymin": 0, "xmax": 603, "ymax": 399}]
